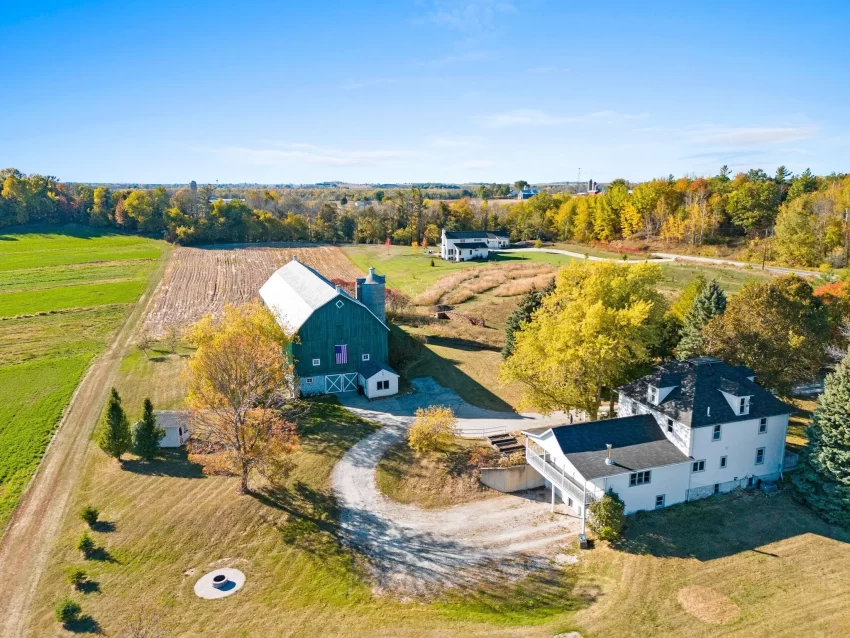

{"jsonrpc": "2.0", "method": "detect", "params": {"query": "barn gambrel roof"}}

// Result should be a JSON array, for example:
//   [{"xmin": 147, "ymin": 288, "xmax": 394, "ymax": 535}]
[{"xmin": 259, "ymin": 258, "xmax": 388, "ymax": 333}]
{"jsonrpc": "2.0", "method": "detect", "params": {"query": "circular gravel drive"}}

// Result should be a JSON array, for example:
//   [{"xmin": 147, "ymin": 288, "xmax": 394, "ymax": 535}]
[{"xmin": 331, "ymin": 409, "xmax": 580, "ymax": 596}]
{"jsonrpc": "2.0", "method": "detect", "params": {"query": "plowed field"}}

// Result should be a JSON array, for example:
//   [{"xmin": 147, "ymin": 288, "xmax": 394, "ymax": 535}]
[{"xmin": 142, "ymin": 244, "xmax": 363, "ymax": 335}]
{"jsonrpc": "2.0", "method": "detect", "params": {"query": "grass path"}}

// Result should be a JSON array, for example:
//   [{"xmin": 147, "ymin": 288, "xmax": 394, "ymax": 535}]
[{"xmin": 0, "ymin": 247, "xmax": 169, "ymax": 638}]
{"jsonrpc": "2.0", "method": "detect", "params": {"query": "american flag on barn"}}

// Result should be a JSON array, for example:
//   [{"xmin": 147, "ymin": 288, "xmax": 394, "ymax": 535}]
[{"xmin": 334, "ymin": 344, "xmax": 348, "ymax": 365}]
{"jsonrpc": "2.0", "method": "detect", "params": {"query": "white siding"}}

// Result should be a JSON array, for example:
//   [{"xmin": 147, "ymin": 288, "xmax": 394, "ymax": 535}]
[
  {"xmin": 359, "ymin": 369, "xmax": 399, "ymax": 399},
  {"xmin": 161, "ymin": 426, "xmax": 188, "ymax": 448},
  {"xmin": 618, "ymin": 393, "xmax": 690, "ymax": 455},
  {"xmin": 593, "ymin": 462, "xmax": 690, "ymax": 514}
]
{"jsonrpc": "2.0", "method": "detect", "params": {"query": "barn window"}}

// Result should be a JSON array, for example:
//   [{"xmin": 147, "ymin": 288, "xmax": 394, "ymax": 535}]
[
  {"xmin": 362, "ymin": 353, "xmax": 370, "ymax": 361},
  {"xmin": 306, "ymin": 378, "xmax": 313, "ymax": 384},
  {"xmin": 336, "ymin": 300, "xmax": 344, "ymax": 309},
  {"xmin": 312, "ymin": 358, "xmax": 320, "ymax": 366}
]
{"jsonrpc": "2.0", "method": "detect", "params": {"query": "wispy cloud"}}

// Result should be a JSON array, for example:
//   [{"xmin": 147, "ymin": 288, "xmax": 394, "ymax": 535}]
[
  {"xmin": 462, "ymin": 159, "xmax": 495, "ymax": 168},
  {"xmin": 430, "ymin": 135, "xmax": 482, "ymax": 148},
  {"xmin": 424, "ymin": 0, "xmax": 518, "ymax": 33},
  {"xmin": 479, "ymin": 109, "xmax": 647, "ymax": 128},
  {"xmin": 690, "ymin": 126, "xmax": 818, "ymax": 147},
  {"xmin": 211, "ymin": 143, "xmax": 420, "ymax": 167}
]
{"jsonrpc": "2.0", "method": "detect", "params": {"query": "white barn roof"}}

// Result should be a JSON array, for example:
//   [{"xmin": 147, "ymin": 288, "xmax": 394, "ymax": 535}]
[{"xmin": 259, "ymin": 258, "xmax": 387, "ymax": 333}]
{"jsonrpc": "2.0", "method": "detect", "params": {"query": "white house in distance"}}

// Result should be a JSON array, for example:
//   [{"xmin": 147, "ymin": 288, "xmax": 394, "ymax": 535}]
[
  {"xmin": 523, "ymin": 357, "xmax": 793, "ymax": 519},
  {"xmin": 440, "ymin": 229, "xmax": 510, "ymax": 262}
]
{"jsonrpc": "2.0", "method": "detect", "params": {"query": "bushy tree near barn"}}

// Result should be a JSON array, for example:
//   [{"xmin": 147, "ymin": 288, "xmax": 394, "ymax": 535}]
[
  {"xmin": 587, "ymin": 490, "xmax": 625, "ymax": 540},
  {"xmin": 186, "ymin": 302, "xmax": 301, "ymax": 494},
  {"xmin": 97, "ymin": 388, "xmax": 132, "ymax": 461},
  {"xmin": 133, "ymin": 398, "xmax": 165, "ymax": 461},
  {"xmin": 677, "ymin": 279, "xmax": 727, "ymax": 360},
  {"xmin": 702, "ymin": 275, "xmax": 830, "ymax": 396},
  {"xmin": 793, "ymin": 354, "xmax": 850, "ymax": 525},
  {"xmin": 408, "ymin": 406, "xmax": 457, "ymax": 455},
  {"xmin": 501, "ymin": 262, "xmax": 666, "ymax": 419}
]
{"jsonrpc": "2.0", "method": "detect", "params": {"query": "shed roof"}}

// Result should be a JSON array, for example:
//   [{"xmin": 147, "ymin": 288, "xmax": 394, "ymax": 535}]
[
  {"xmin": 259, "ymin": 258, "xmax": 387, "ymax": 333},
  {"xmin": 359, "ymin": 361, "xmax": 398, "ymax": 379},
  {"xmin": 153, "ymin": 410, "xmax": 190, "ymax": 431},
  {"xmin": 524, "ymin": 414, "xmax": 689, "ymax": 480}
]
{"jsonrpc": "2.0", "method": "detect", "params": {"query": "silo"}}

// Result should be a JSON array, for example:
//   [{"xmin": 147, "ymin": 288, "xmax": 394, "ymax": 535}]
[{"xmin": 355, "ymin": 267, "xmax": 386, "ymax": 322}]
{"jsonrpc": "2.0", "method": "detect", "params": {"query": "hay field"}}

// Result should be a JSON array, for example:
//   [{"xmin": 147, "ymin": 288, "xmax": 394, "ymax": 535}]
[
  {"xmin": 141, "ymin": 245, "xmax": 363, "ymax": 336},
  {"xmin": 0, "ymin": 227, "xmax": 167, "ymax": 531}
]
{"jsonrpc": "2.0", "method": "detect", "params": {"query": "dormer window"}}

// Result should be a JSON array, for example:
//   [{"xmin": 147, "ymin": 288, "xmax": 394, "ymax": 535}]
[
  {"xmin": 647, "ymin": 386, "xmax": 659, "ymax": 405},
  {"xmin": 739, "ymin": 396, "xmax": 750, "ymax": 415}
]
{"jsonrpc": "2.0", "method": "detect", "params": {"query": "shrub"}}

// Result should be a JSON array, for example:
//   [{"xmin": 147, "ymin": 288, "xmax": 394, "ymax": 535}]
[
  {"xmin": 79, "ymin": 505, "xmax": 99, "ymax": 527},
  {"xmin": 77, "ymin": 532, "xmax": 96, "ymax": 557},
  {"xmin": 55, "ymin": 598, "xmax": 82, "ymax": 625},
  {"xmin": 408, "ymin": 406, "xmax": 457, "ymax": 455},
  {"xmin": 587, "ymin": 490, "xmax": 625, "ymax": 540},
  {"xmin": 430, "ymin": 258, "xmax": 435, "ymax": 267},
  {"xmin": 534, "ymin": 238, "xmax": 543, "ymax": 248},
  {"xmin": 66, "ymin": 569, "xmax": 88, "ymax": 590}
]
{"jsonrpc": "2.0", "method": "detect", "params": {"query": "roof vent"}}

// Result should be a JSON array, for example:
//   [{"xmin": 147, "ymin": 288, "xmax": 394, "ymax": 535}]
[
  {"xmin": 604, "ymin": 443, "xmax": 614, "ymax": 466},
  {"xmin": 707, "ymin": 406, "xmax": 711, "ymax": 417},
  {"xmin": 292, "ymin": 255, "xmax": 299, "ymax": 263},
  {"xmin": 335, "ymin": 284, "xmax": 342, "ymax": 292}
]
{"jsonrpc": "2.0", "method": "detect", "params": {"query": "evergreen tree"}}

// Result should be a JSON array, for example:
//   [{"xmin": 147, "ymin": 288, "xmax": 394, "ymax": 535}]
[
  {"xmin": 793, "ymin": 355, "xmax": 850, "ymax": 525},
  {"xmin": 98, "ymin": 388, "xmax": 132, "ymax": 461},
  {"xmin": 502, "ymin": 277, "xmax": 555, "ymax": 359},
  {"xmin": 133, "ymin": 398, "xmax": 165, "ymax": 461},
  {"xmin": 677, "ymin": 279, "xmax": 727, "ymax": 360}
]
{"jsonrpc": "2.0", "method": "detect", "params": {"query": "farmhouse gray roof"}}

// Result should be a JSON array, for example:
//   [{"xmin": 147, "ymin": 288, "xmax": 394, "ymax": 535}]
[
  {"xmin": 452, "ymin": 241, "xmax": 489, "ymax": 249},
  {"xmin": 259, "ymin": 258, "xmax": 387, "ymax": 333},
  {"xmin": 618, "ymin": 358, "xmax": 793, "ymax": 428},
  {"xmin": 443, "ymin": 230, "xmax": 508, "ymax": 240},
  {"xmin": 525, "ymin": 414, "xmax": 689, "ymax": 480}
]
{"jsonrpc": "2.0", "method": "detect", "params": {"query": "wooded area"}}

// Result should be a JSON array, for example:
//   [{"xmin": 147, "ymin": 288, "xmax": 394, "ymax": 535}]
[{"xmin": 2, "ymin": 166, "xmax": 848, "ymax": 268}]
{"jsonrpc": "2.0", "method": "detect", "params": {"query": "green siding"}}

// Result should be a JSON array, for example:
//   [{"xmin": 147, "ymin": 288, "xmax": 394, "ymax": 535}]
[{"xmin": 293, "ymin": 297, "xmax": 388, "ymax": 378}]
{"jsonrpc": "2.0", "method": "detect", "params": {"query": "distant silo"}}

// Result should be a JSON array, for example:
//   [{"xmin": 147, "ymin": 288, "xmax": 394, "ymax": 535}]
[{"xmin": 356, "ymin": 267, "xmax": 386, "ymax": 322}]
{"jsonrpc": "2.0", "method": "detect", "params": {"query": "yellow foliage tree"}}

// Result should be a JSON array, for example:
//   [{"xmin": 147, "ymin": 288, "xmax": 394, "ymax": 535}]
[
  {"xmin": 408, "ymin": 406, "xmax": 457, "ymax": 455},
  {"xmin": 186, "ymin": 301, "xmax": 300, "ymax": 493},
  {"xmin": 500, "ymin": 262, "xmax": 666, "ymax": 419}
]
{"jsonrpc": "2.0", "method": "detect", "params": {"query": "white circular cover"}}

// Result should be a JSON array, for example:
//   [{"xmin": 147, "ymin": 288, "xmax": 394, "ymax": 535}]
[{"xmin": 194, "ymin": 568, "xmax": 245, "ymax": 599}]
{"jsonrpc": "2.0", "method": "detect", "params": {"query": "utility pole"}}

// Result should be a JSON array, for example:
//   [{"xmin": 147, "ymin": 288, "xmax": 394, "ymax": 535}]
[
  {"xmin": 844, "ymin": 209, "xmax": 849, "ymax": 268},
  {"xmin": 577, "ymin": 168, "xmax": 581, "ymax": 194}
]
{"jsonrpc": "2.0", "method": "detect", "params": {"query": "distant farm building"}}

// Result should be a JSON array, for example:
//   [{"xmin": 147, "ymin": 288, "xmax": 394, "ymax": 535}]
[
  {"xmin": 260, "ymin": 258, "xmax": 398, "ymax": 399},
  {"xmin": 517, "ymin": 189, "xmax": 539, "ymax": 200},
  {"xmin": 440, "ymin": 229, "xmax": 509, "ymax": 262}
]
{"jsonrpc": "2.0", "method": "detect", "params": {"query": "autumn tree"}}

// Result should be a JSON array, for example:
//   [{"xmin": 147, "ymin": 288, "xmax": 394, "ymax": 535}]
[
  {"xmin": 186, "ymin": 302, "xmax": 300, "ymax": 493},
  {"xmin": 793, "ymin": 354, "xmax": 850, "ymax": 525},
  {"xmin": 702, "ymin": 276, "xmax": 831, "ymax": 396},
  {"xmin": 408, "ymin": 406, "xmax": 457, "ymax": 455},
  {"xmin": 98, "ymin": 388, "xmax": 132, "ymax": 461},
  {"xmin": 501, "ymin": 262, "xmax": 666, "ymax": 419}
]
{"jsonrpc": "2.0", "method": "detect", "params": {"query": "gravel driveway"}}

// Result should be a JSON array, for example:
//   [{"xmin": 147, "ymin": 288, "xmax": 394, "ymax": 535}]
[{"xmin": 332, "ymin": 379, "xmax": 580, "ymax": 596}]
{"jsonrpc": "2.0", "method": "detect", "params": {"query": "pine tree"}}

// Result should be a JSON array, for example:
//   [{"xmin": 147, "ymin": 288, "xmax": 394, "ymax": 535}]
[
  {"xmin": 677, "ymin": 279, "xmax": 727, "ymax": 360},
  {"xmin": 133, "ymin": 398, "xmax": 165, "ymax": 461},
  {"xmin": 98, "ymin": 388, "xmax": 132, "ymax": 461},
  {"xmin": 793, "ymin": 355, "xmax": 850, "ymax": 525},
  {"xmin": 502, "ymin": 276, "xmax": 555, "ymax": 359}
]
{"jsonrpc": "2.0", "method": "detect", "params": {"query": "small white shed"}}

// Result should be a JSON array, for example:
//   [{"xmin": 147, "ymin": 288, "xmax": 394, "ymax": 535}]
[
  {"xmin": 358, "ymin": 362, "xmax": 400, "ymax": 399},
  {"xmin": 154, "ymin": 411, "xmax": 191, "ymax": 448}
]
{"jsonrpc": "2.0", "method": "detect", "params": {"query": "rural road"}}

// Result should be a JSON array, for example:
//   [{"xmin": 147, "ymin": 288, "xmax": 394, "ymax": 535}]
[
  {"xmin": 335, "ymin": 379, "xmax": 580, "ymax": 596},
  {"xmin": 0, "ymin": 258, "xmax": 167, "ymax": 638}
]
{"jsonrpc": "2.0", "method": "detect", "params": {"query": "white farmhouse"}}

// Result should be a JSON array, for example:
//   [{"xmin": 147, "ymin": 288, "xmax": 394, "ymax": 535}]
[
  {"xmin": 440, "ymin": 229, "xmax": 509, "ymax": 262},
  {"xmin": 523, "ymin": 357, "xmax": 793, "ymax": 521}
]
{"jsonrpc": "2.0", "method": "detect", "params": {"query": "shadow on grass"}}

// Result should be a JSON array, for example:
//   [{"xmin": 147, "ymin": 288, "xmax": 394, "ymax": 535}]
[
  {"xmin": 87, "ymin": 546, "xmax": 120, "ymax": 564},
  {"xmin": 78, "ymin": 579, "xmax": 101, "ymax": 594},
  {"xmin": 612, "ymin": 490, "xmax": 850, "ymax": 561},
  {"xmin": 122, "ymin": 448, "xmax": 205, "ymax": 479},
  {"xmin": 63, "ymin": 615, "xmax": 103, "ymax": 634},
  {"xmin": 90, "ymin": 520, "xmax": 115, "ymax": 533},
  {"xmin": 424, "ymin": 334, "xmax": 502, "ymax": 353},
  {"xmin": 296, "ymin": 399, "xmax": 380, "ymax": 460},
  {"xmin": 390, "ymin": 324, "xmax": 515, "ymax": 413}
]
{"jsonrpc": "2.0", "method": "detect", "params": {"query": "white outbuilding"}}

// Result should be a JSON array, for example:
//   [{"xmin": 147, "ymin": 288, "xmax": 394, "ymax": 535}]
[
  {"xmin": 358, "ymin": 362, "xmax": 400, "ymax": 399},
  {"xmin": 153, "ymin": 411, "xmax": 191, "ymax": 448}
]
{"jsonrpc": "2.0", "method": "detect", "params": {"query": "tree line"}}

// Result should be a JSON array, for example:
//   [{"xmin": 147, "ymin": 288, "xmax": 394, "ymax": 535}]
[{"xmin": 2, "ymin": 166, "xmax": 848, "ymax": 267}]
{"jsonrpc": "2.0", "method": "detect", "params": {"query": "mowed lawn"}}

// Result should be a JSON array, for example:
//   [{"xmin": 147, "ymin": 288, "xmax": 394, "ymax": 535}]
[{"xmin": 0, "ymin": 226, "xmax": 167, "ymax": 530}]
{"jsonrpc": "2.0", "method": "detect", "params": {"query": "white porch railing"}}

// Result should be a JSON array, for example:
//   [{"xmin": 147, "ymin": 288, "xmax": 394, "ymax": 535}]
[{"xmin": 526, "ymin": 446, "xmax": 591, "ymax": 505}]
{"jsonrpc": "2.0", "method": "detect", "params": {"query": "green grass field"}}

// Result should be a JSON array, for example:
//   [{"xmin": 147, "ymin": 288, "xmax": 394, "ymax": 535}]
[{"xmin": 0, "ymin": 226, "xmax": 167, "ymax": 531}]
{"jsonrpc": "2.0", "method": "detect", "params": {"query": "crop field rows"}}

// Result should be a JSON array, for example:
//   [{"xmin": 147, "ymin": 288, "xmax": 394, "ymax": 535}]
[{"xmin": 141, "ymin": 245, "xmax": 363, "ymax": 336}]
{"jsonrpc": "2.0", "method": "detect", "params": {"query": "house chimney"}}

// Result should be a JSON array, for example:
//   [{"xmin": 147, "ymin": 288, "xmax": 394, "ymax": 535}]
[{"xmin": 605, "ymin": 443, "xmax": 614, "ymax": 465}]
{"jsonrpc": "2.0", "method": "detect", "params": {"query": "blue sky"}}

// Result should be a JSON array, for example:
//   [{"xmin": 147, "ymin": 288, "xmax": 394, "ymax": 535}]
[{"xmin": 1, "ymin": 0, "xmax": 848, "ymax": 184}]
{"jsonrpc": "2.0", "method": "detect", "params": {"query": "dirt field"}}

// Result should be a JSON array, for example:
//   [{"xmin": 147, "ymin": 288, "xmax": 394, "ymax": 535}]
[{"xmin": 142, "ymin": 244, "xmax": 363, "ymax": 336}]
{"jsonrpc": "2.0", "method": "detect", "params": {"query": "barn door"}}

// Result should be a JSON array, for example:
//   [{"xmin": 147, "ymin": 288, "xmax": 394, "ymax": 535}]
[
  {"xmin": 341, "ymin": 373, "xmax": 357, "ymax": 392},
  {"xmin": 325, "ymin": 375, "xmax": 342, "ymax": 393}
]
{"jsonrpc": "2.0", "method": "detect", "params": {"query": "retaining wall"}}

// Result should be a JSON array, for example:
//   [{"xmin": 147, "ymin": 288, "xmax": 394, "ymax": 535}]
[{"xmin": 480, "ymin": 464, "xmax": 545, "ymax": 492}]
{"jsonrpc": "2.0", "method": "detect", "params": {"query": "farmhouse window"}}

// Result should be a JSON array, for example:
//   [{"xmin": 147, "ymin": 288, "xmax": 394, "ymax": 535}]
[
  {"xmin": 714, "ymin": 483, "xmax": 720, "ymax": 494},
  {"xmin": 759, "ymin": 418, "xmax": 767, "ymax": 434},
  {"xmin": 739, "ymin": 396, "xmax": 749, "ymax": 415},
  {"xmin": 629, "ymin": 470, "xmax": 651, "ymax": 486},
  {"xmin": 666, "ymin": 417, "xmax": 674, "ymax": 433},
  {"xmin": 692, "ymin": 460, "xmax": 706, "ymax": 473},
  {"xmin": 312, "ymin": 358, "xmax": 320, "ymax": 366},
  {"xmin": 655, "ymin": 494, "xmax": 665, "ymax": 508},
  {"xmin": 647, "ymin": 386, "xmax": 659, "ymax": 404},
  {"xmin": 362, "ymin": 353, "xmax": 370, "ymax": 362},
  {"xmin": 755, "ymin": 447, "xmax": 765, "ymax": 465},
  {"xmin": 720, "ymin": 456, "xmax": 727, "ymax": 468},
  {"xmin": 712, "ymin": 425, "xmax": 721, "ymax": 441}
]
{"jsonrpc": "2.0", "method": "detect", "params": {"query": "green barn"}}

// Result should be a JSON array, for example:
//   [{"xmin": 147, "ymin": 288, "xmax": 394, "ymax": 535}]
[{"xmin": 260, "ymin": 257, "xmax": 399, "ymax": 398}]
